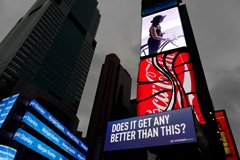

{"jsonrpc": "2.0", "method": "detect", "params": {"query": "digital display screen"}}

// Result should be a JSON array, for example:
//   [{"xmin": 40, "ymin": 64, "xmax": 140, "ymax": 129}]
[
  {"xmin": 104, "ymin": 107, "xmax": 197, "ymax": 151},
  {"xmin": 141, "ymin": 7, "xmax": 186, "ymax": 57},
  {"xmin": 29, "ymin": 99, "xmax": 88, "ymax": 152},
  {"xmin": 137, "ymin": 49, "xmax": 206, "ymax": 124},
  {"xmin": 0, "ymin": 94, "xmax": 19, "ymax": 128},
  {"xmin": 12, "ymin": 128, "xmax": 68, "ymax": 160},
  {"xmin": 0, "ymin": 144, "xmax": 17, "ymax": 160},
  {"xmin": 215, "ymin": 110, "xmax": 239, "ymax": 159},
  {"xmin": 142, "ymin": 0, "xmax": 179, "ymax": 16},
  {"xmin": 22, "ymin": 112, "xmax": 86, "ymax": 160}
]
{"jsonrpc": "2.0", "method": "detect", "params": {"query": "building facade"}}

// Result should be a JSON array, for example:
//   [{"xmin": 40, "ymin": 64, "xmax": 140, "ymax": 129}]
[
  {"xmin": 0, "ymin": 0, "xmax": 100, "ymax": 118},
  {"xmin": 86, "ymin": 54, "xmax": 134, "ymax": 160}
]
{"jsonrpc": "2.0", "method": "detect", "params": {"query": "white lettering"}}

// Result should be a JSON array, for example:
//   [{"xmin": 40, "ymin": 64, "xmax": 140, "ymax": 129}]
[
  {"xmin": 112, "ymin": 122, "xmax": 129, "ymax": 132},
  {"xmin": 37, "ymin": 144, "xmax": 56, "ymax": 159},
  {"xmin": 42, "ymin": 127, "xmax": 59, "ymax": 143},
  {"xmin": 137, "ymin": 128, "xmax": 158, "ymax": 139},
  {"xmin": 30, "ymin": 101, "xmax": 45, "ymax": 115},
  {"xmin": 153, "ymin": 115, "xmax": 170, "ymax": 126},
  {"xmin": 110, "ymin": 131, "xmax": 136, "ymax": 143},
  {"xmin": 138, "ymin": 118, "xmax": 152, "ymax": 128}
]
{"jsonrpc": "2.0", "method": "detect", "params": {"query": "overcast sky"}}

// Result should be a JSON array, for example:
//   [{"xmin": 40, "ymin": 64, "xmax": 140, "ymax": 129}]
[{"xmin": 0, "ymin": 0, "xmax": 240, "ymax": 154}]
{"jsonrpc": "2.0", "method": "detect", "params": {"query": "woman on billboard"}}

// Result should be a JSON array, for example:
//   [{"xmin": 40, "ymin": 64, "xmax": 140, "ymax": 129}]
[{"xmin": 148, "ymin": 15, "xmax": 173, "ymax": 55}]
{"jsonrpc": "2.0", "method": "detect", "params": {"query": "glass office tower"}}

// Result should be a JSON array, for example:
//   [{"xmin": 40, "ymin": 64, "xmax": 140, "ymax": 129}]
[{"xmin": 0, "ymin": 0, "xmax": 100, "ymax": 115}]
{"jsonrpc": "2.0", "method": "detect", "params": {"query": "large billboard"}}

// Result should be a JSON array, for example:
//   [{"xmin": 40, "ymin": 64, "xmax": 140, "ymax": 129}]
[
  {"xmin": 13, "ymin": 128, "xmax": 68, "ymax": 160},
  {"xmin": 29, "ymin": 99, "xmax": 88, "ymax": 152},
  {"xmin": 104, "ymin": 107, "xmax": 197, "ymax": 151},
  {"xmin": 141, "ymin": 7, "xmax": 186, "ymax": 57},
  {"xmin": 137, "ymin": 48, "xmax": 206, "ymax": 124},
  {"xmin": 215, "ymin": 110, "xmax": 239, "ymax": 159},
  {"xmin": 21, "ymin": 112, "xmax": 86, "ymax": 160}
]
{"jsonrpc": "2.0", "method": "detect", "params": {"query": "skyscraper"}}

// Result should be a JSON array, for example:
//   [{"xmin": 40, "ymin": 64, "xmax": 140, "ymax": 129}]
[
  {"xmin": 86, "ymin": 54, "xmax": 133, "ymax": 160},
  {"xmin": 0, "ymin": 0, "xmax": 100, "ymax": 116}
]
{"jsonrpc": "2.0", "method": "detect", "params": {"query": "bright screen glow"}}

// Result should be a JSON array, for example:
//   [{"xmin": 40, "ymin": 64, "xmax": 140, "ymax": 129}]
[
  {"xmin": 215, "ymin": 110, "xmax": 239, "ymax": 159},
  {"xmin": 22, "ymin": 112, "xmax": 86, "ymax": 160},
  {"xmin": 0, "ymin": 144, "xmax": 17, "ymax": 160},
  {"xmin": 13, "ymin": 128, "xmax": 68, "ymax": 160},
  {"xmin": 0, "ymin": 94, "xmax": 19, "ymax": 128},
  {"xmin": 137, "ymin": 49, "xmax": 206, "ymax": 124},
  {"xmin": 141, "ymin": 7, "xmax": 186, "ymax": 57},
  {"xmin": 142, "ymin": 0, "xmax": 179, "ymax": 16},
  {"xmin": 29, "ymin": 99, "xmax": 88, "ymax": 152}
]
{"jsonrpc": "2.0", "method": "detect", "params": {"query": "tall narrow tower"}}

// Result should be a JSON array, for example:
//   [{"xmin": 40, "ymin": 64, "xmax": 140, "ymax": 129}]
[
  {"xmin": 137, "ymin": 0, "xmax": 225, "ymax": 159},
  {"xmin": 86, "ymin": 54, "xmax": 132, "ymax": 160}
]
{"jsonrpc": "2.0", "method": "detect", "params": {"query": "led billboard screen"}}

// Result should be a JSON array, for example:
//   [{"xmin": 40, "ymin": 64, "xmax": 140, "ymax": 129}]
[
  {"xmin": 141, "ymin": 7, "xmax": 186, "ymax": 57},
  {"xmin": 137, "ymin": 49, "xmax": 206, "ymax": 124},
  {"xmin": 13, "ymin": 128, "xmax": 68, "ymax": 160},
  {"xmin": 142, "ymin": 0, "xmax": 179, "ymax": 16},
  {"xmin": 22, "ymin": 112, "xmax": 86, "ymax": 160},
  {"xmin": 29, "ymin": 99, "xmax": 88, "ymax": 152},
  {"xmin": 0, "ymin": 94, "xmax": 19, "ymax": 128},
  {"xmin": 215, "ymin": 110, "xmax": 239, "ymax": 159},
  {"xmin": 0, "ymin": 144, "xmax": 17, "ymax": 160},
  {"xmin": 104, "ymin": 107, "xmax": 197, "ymax": 151}
]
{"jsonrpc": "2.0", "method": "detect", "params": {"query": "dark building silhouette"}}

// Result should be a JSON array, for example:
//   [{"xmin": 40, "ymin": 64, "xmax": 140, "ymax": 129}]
[
  {"xmin": 86, "ymin": 54, "xmax": 143, "ymax": 160},
  {"xmin": 0, "ymin": 0, "xmax": 100, "ymax": 123},
  {"xmin": 179, "ymin": 5, "xmax": 225, "ymax": 159}
]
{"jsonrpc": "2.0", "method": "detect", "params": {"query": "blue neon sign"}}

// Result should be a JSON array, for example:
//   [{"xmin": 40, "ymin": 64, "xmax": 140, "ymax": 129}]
[
  {"xmin": 22, "ymin": 112, "xmax": 86, "ymax": 160},
  {"xmin": 0, "ymin": 144, "xmax": 17, "ymax": 160},
  {"xmin": 13, "ymin": 128, "xmax": 68, "ymax": 160},
  {"xmin": 29, "ymin": 99, "xmax": 88, "ymax": 152},
  {"xmin": 0, "ymin": 94, "xmax": 19, "ymax": 128}
]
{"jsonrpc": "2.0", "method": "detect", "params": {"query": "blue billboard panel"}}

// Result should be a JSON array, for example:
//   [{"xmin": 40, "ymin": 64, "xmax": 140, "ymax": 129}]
[
  {"xmin": 104, "ymin": 107, "xmax": 197, "ymax": 151},
  {"xmin": 142, "ymin": 0, "xmax": 179, "ymax": 16},
  {"xmin": 0, "ymin": 144, "xmax": 17, "ymax": 160},
  {"xmin": 0, "ymin": 94, "xmax": 19, "ymax": 128},
  {"xmin": 12, "ymin": 128, "xmax": 68, "ymax": 160},
  {"xmin": 29, "ymin": 99, "xmax": 88, "ymax": 152},
  {"xmin": 22, "ymin": 112, "xmax": 86, "ymax": 160}
]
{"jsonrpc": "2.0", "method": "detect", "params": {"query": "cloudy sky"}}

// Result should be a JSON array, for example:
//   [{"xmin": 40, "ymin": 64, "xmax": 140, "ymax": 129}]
[{"xmin": 0, "ymin": 0, "xmax": 240, "ymax": 154}]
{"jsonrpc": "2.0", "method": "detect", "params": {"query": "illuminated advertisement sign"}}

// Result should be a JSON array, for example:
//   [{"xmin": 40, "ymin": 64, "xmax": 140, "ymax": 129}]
[
  {"xmin": 0, "ymin": 144, "xmax": 17, "ymax": 160},
  {"xmin": 22, "ymin": 112, "xmax": 86, "ymax": 160},
  {"xmin": 29, "ymin": 99, "xmax": 88, "ymax": 152},
  {"xmin": 137, "ymin": 49, "xmax": 206, "ymax": 124},
  {"xmin": 0, "ymin": 94, "xmax": 19, "ymax": 128},
  {"xmin": 142, "ymin": 0, "xmax": 179, "ymax": 16},
  {"xmin": 215, "ymin": 110, "xmax": 239, "ymax": 159},
  {"xmin": 12, "ymin": 128, "xmax": 68, "ymax": 160},
  {"xmin": 141, "ymin": 7, "xmax": 186, "ymax": 57},
  {"xmin": 104, "ymin": 107, "xmax": 197, "ymax": 151}
]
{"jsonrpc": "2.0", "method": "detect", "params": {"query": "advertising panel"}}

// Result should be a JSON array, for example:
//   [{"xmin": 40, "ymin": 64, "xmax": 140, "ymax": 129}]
[
  {"xmin": 0, "ymin": 144, "xmax": 17, "ymax": 160},
  {"xmin": 22, "ymin": 112, "xmax": 86, "ymax": 160},
  {"xmin": 29, "ymin": 99, "xmax": 88, "ymax": 152},
  {"xmin": 215, "ymin": 110, "xmax": 239, "ymax": 159},
  {"xmin": 0, "ymin": 94, "xmax": 19, "ymax": 128},
  {"xmin": 12, "ymin": 128, "xmax": 68, "ymax": 160},
  {"xmin": 137, "ymin": 49, "xmax": 206, "ymax": 124},
  {"xmin": 141, "ymin": 7, "xmax": 186, "ymax": 57},
  {"xmin": 104, "ymin": 107, "xmax": 197, "ymax": 151},
  {"xmin": 142, "ymin": 0, "xmax": 179, "ymax": 16}
]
